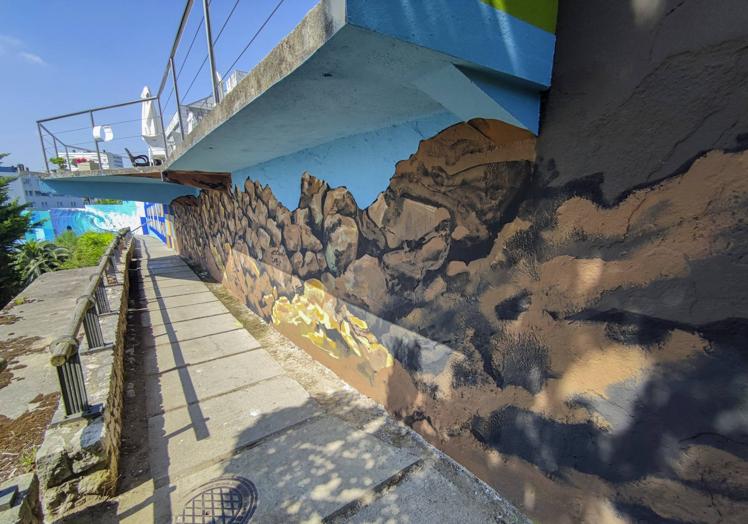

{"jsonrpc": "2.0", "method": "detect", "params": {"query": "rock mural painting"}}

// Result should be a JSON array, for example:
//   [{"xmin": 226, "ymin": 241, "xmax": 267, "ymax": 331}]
[{"xmin": 170, "ymin": 118, "xmax": 748, "ymax": 523}]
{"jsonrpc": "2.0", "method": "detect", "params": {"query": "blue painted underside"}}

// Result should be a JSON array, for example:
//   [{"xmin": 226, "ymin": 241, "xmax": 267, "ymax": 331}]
[
  {"xmin": 345, "ymin": 0, "xmax": 556, "ymax": 88},
  {"xmin": 45, "ymin": 178, "xmax": 196, "ymax": 204}
]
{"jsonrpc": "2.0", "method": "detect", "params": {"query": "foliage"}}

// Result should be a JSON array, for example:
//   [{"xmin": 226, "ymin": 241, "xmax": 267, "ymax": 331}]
[
  {"xmin": 0, "ymin": 176, "xmax": 33, "ymax": 306},
  {"xmin": 0, "ymin": 153, "xmax": 9, "ymax": 165},
  {"xmin": 49, "ymin": 157, "xmax": 67, "ymax": 170},
  {"xmin": 19, "ymin": 447, "xmax": 36, "ymax": 472},
  {"xmin": 95, "ymin": 199, "xmax": 123, "ymax": 205},
  {"xmin": 58, "ymin": 231, "xmax": 114, "ymax": 269},
  {"xmin": 11, "ymin": 240, "xmax": 69, "ymax": 285}
]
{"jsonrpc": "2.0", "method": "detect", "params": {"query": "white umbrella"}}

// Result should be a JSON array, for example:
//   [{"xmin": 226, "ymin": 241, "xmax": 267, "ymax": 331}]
[{"xmin": 141, "ymin": 86, "xmax": 165, "ymax": 152}]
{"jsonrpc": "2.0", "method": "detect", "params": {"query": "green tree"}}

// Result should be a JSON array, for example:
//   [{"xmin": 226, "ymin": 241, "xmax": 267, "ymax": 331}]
[
  {"xmin": 0, "ymin": 175, "xmax": 33, "ymax": 305},
  {"xmin": 0, "ymin": 153, "xmax": 9, "ymax": 165},
  {"xmin": 11, "ymin": 240, "xmax": 69, "ymax": 285}
]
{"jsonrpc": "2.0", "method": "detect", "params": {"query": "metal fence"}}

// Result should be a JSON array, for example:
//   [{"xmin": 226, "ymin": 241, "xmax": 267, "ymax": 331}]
[
  {"xmin": 48, "ymin": 228, "xmax": 132, "ymax": 421},
  {"xmin": 36, "ymin": 0, "xmax": 300, "ymax": 174}
]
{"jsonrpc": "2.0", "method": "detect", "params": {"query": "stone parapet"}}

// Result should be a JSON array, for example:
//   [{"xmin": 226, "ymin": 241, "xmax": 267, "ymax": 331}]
[{"xmin": 34, "ymin": 237, "xmax": 134, "ymax": 520}]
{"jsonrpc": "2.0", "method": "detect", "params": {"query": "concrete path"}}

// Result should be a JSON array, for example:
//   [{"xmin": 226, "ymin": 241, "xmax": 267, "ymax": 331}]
[{"xmin": 117, "ymin": 237, "xmax": 524, "ymax": 523}]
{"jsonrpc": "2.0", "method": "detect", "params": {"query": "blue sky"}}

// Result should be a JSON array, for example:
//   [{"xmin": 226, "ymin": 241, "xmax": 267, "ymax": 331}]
[{"xmin": 0, "ymin": 0, "xmax": 317, "ymax": 171}]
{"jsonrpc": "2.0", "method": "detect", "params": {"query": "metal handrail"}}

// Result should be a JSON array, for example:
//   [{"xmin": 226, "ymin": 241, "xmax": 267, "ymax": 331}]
[
  {"xmin": 48, "ymin": 228, "xmax": 132, "ymax": 420},
  {"xmin": 35, "ymin": 0, "xmax": 284, "ymax": 173}
]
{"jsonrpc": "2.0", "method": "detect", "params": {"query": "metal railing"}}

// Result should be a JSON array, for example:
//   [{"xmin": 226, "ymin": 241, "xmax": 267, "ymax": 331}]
[
  {"xmin": 48, "ymin": 228, "xmax": 132, "ymax": 420},
  {"xmin": 36, "ymin": 0, "xmax": 291, "ymax": 173}
]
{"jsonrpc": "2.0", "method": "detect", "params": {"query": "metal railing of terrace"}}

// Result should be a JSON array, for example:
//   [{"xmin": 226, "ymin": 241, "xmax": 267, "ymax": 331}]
[
  {"xmin": 36, "ymin": 0, "xmax": 299, "ymax": 174},
  {"xmin": 48, "ymin": 228, "xmax": 132, "ymax": 421}
]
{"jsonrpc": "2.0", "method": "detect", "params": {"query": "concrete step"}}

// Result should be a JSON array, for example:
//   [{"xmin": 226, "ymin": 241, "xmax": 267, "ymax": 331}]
[
  {"xmin": 147, "ymin": 375, "xmax": 319, "ymax": 486},
  {"xmin": 140, "ymin": 313, "xmax": 243, "ymax": 348},
  {"xmin": 152, "ymin": 415, "xmax": 419, "ymax": 523},
  {"xmin": 138, "ymin": 301, "xmax": 230, "ymax": 327},
  {"xmin": 143, "ymin": 329, "xmax": 263, "ymax": 376},
  {"xmin": 145, "ymin": 349, "xmax": 284, "ymax": 416}
]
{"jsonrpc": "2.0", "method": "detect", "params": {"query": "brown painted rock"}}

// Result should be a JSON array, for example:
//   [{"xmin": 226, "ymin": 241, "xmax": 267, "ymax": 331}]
[
  {"xmin": 265, "ymin": 246, "xmax": 292, "ymax": 274},
  {"xmin": 255, "ymin": 198, "xmax": 268, "ymax": 226},
  {"xmin": 323, "ymin": 187, "xmax": 358, "ymax": 217},
  {"xmin": 291, "ymin": 251, "xmax": 304, "ymax": 274},
  {"xmin": 300, "ymin": 224, "xmax": 322, "ymax": 252},
  {"xmin": 367, "ymin": 194, "xmax": 388, "ymax": 228},
  {"xmin": 284, "ymin": 223, "xmax": 302, "ymax": 252},
  {"xmin": 257, "ymin": 228, "xmax": 271, "ymax": 251},
  {"xmin": 243, "ymin": 178, "xmax": 256, "ymax": 200},
  {"xmin": 383, "ymin": 198, "xmax": 451, "ymax": 249},
  {"xmin": 265, "ymin": 221, "xmax": 282, "ymax": 246},
  {"xmin": 323, "ymin": 215, "xmax": 359, "ymax": 276},
  {"xmin": 293, "ymin": 208, "xmax": 310, "ymax": 226},
  {"xmin": 300, "ymin": 250, "xmax": 320, "ymax": 278},
  {"xmin": 383, "ymin": 236, "xmax": 449, "ymax": 280},
  {"xmin": 259, "ymin": 185, "xmax": 279, "ymax": 217},
  {"xmin": 338, "ymin": 254, "xmax": 390, "ymax": 314},
  {"xmin": 300, "ymin": 172, "xmax": 329, "ymax": 230}
]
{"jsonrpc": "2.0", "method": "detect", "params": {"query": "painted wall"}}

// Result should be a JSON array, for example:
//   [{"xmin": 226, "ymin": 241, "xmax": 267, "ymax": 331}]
[
  {"xmin": 144, "ymin": 202, "xmax": 177, "ymax": 249},
  {"xmin": 25, "ymin": 201, "xmax": 146, "ymax": 241},
  {"xmin": 167, "ymin": 2, "xmax": 748, "ymax": 522}
]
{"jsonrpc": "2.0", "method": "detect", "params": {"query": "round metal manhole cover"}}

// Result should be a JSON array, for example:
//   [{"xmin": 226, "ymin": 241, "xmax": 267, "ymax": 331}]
[{"xmin": 176, "ymin": 476, "xmax": 258, "ymax": 524}]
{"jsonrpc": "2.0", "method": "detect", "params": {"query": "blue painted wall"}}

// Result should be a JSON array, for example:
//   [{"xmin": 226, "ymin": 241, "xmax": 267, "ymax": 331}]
[{"xmin": 232, "ymin": 112, "xmax": 459, "ymax": 209}]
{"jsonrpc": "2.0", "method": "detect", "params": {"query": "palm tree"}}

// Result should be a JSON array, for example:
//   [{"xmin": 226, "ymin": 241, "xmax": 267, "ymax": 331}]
[{"xmin": 12, "ymin": 241, "xmax": 70, "ymax": 285}]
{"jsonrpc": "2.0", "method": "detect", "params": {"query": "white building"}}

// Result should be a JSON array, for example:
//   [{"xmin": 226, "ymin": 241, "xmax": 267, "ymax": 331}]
[
  {"xmin": 58, "ymin": 150, "xmax": 125, "ymax": 171},
  {"xmin": 0, "ymin": 165, "xmax": 87, "ymax": 210}
]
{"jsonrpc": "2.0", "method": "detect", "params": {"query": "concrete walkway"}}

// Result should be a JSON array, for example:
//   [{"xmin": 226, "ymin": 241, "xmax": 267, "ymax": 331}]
[{"xmin": 117, "ymin": 236, "xmax": 524, "ymax": 523}]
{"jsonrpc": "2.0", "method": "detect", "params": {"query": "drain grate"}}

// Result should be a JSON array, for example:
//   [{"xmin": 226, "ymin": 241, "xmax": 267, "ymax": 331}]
[{"xmin": 176, "ymin": 476, "xmax": 258, "ymax": 524}]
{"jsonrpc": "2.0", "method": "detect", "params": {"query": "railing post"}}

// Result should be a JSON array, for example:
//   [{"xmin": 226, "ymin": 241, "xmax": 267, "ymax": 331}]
[
  {"xmin": 37, "ymin": 123, "xmax": 50, "ymax": 173},
  {"xmin": 90, "ymin": 111, "xmax": 104, "ymax": 168},
  {"xmin": 50, "ymin": 335, "xmax": 100, "ymax": 419},
  {"xmin": 157, "ymin": 96, "xmax": 169, "ymax": 159},
  {"xmin": 52, "ymin": 135, "xmax": 60, "ymax": 160},
  {"xmin": 79, "ymin": 296, "xmax": 107, "ymax": 350},
  {"xmin": 169, "ymin": 57, "xmax": 186, "ymax": 140},
  {"xmin": 93, "ymin": 278, "xmax": 111, "ymax": 314},
  {"xmin": 203, "ymin": 0, "xmax": 221, "ymax": 105}
]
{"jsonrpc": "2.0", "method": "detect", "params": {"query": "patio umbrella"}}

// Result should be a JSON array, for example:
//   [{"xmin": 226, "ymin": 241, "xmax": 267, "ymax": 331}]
[{"xmin": 141, "ymin": 86, "xmax": 165, "ymax": 150}]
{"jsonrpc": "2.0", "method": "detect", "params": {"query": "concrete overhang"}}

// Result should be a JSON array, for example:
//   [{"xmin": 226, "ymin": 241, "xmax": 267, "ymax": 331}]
[
  {"xmin": 169, "ymin": 0, "xmax": 556, "ymax": 174},
  {"xmin": 42, "ymin": 168, "xmax": 230, "ymax": 204},
  {"xmin": 45, "ymin": 0, "xmax": 556, "ymax": 202}
]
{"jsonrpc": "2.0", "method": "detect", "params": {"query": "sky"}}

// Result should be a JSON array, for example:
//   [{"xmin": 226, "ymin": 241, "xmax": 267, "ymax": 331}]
[{"xmin": 0, "ymin": 0, "xmax": 317, "ymax": 171}]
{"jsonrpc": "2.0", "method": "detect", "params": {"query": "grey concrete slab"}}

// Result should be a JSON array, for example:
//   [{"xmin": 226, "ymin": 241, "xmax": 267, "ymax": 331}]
[
  {"xmin": 345, "ymin": 463, "xmax": 506, "ymax": 523},
  {"xmin": 147, "ymin": 375, "xmax": 318, "ymax": 484},
  {"xmin": 142, "ymin": 282, "xmax": 211, "ymax": 301},
  {"xmin": 143, "ymin": 329, "xmax": 262, "ymax": 376},
  {"xmin": 140, "ymin": 275, "xmax": 203, "ymax": 291},
  {"xmin": 139, "ymin": 301, "xmax": 229, "ymax": 327},
  {"xmin": 145, "ymin": 349, "xmax": 284, "ymax": 416},
  {"xmin": 142, "ymin": 291, "xmax": 218, "ymax": 309},
  {"xmin": 155, "ymin": 416, "xmax": 419, "ymax": 523},
  {"xmin": 140, "ymin": 266, "xmax": 192, "ymax": 277},
  {"xmin": 140, "ymin": 313, "xmax": 243, "ymax": 348}
]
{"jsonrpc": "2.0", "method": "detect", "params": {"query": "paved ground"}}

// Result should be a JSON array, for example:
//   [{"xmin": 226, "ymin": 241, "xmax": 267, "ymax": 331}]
[{"xmin": 110, "ymin": 236, "xmax": 526, "ymax": 523}]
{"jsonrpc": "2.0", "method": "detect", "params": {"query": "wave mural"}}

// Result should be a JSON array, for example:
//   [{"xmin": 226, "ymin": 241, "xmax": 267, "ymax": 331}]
[{"xmin": 26, "ymin": 202, "xmax": 145, "ymax": 241}]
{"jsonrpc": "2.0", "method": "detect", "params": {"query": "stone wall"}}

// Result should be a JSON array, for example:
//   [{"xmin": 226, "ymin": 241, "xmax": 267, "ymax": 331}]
[
  {"xmin": 34, "ymin": 238, "xmax": 134, "ymax": 519},
  {"xmin": 169, "ymin": 2, "xmax": 748, "ymax": 522}
]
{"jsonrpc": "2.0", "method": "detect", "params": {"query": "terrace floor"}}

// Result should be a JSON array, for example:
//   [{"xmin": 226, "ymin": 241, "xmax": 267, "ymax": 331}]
[{"xmin": 96, "ymin": 236, "xmax": 525, "ymax": 523}]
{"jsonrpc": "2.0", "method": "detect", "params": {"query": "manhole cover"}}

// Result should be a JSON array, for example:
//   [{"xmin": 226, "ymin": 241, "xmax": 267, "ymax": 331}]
[{"xmin": 176, "ymin": 476, "xmax": 258, "ymax": 523}]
